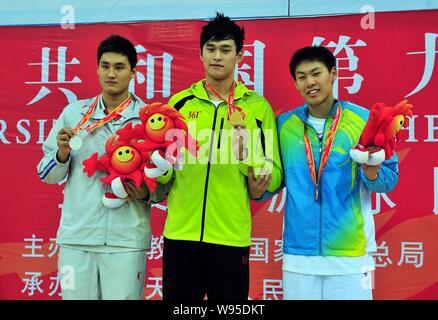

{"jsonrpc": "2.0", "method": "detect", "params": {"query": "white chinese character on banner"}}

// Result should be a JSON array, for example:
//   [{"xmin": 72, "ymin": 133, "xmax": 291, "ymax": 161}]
[
  {"xmin": 235, "ymin": 40, "xmax": 265, "ymax": 95},
  {"xmin": 25, "ymin": 46, "xmax": 81, "ymax": 105},
  {"xmin": 372, "ymin": 241, "xmax": 393, "ymax": 267},
  {"xmin": 263, "ymin": 279, "xmax": 282, "ymax": 300},
  {"xmin": 406, "ymin": 33, "xmax": 438, "ymax": 98},
  {"xmin": 21, "ymin": 272, "xmax": 44, "ymax": 296},
  {"xmin": 48, "ymin": 238, "xmax": 59, "ymax": 258},
  {"xmin": 372, "ymin": 193, "xmax": 396, "ymax": 215},
  {"xmin": 48, "ymin": 273, "xmax": 62, "ymax": 297},
  {"xmin": 250, "ymin": 238, "xmax": 269, "ymax": 263},
  {"xmin": 130, "ymin": 45, "xmax": 173, "ymax": 99},
  {"xmin": 22, "ymin": 234, "xmax": 44, "ymax": 258},
  {"xmin": 312, "ymin": 36, "xmax": 366, "ymax": 99},
  {"xmin": 146, "ymin": 235, "xmax": 164, "ymax": 260},
  {"xmin": 397, "ymin": 242, "xmax": 424, "ymax": 268},
  {"xmin": 274, "ymin": 239, "xmax": 283, "ymax": 262},
  {"xmin": 267, "ymin": 187, "xmax": 286, "ymax": 213},
  {"xmin": 145, "ymin": 277, "xmax": 162, "ymax": 300}
]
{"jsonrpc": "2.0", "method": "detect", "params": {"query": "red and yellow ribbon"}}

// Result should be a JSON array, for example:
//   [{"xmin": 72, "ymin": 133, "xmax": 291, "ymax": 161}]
[
  {"xmin": 303, "ymin": 104, "xmax": 342, "ymax": 200},
  {"xmin": 205, "ymin": 81, "xmax": 245, "ymax": 122},
  {"xmin": 73, "ymin": 94, "xmax": 132, "ymax": 134}
]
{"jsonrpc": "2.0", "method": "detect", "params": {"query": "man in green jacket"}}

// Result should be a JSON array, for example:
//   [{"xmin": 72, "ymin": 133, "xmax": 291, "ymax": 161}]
[{"xmin": 162, "ymin": 12, "xmax": 283, "ymax": 300}]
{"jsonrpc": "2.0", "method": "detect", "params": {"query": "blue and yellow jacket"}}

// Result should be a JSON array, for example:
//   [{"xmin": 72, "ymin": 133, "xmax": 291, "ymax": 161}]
[{"xmin": 277, "ymin": 100, "xmax": 399, "ymax": 257}]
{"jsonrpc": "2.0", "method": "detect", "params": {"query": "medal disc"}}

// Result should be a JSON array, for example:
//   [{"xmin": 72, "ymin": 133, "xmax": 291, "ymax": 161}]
[
  {"xmin": 69, "ymin": 136, "xmax": 83, "ymax": 150},
  {"xmin": 230, "ymin": 111, "xmax": 244, "ymax": 126}
]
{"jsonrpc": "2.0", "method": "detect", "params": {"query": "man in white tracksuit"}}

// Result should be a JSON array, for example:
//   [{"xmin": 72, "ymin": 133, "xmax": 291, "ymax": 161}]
[{"xmin": 37, "ymin": 35, "xmax": 171, "ymax": 300}]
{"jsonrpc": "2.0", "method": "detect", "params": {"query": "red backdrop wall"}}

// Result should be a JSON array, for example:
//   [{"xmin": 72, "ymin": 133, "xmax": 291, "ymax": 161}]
[{"xmin": 0, "ymin": 10, "xmax": 437, "ymax": 299}]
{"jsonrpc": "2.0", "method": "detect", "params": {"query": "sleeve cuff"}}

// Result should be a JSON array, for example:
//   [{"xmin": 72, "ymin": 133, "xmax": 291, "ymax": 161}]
[{"xmin": 55, "ymin": 150, "xmax": 71, "ymax": 166}]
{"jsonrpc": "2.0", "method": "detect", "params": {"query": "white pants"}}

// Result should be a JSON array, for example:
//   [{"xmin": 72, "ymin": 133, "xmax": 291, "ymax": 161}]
[
  {"xmin": 58, "ymin": 247, "xmax": 147, "ymax": 300},
  {"xmin": 283, "ymin": 271, "xmax": 373, "ymax": 300}
]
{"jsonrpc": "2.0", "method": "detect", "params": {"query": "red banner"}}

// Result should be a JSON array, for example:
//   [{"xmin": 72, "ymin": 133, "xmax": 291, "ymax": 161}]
[{"xmin": 0, "ymin": 10, "xmax": 437, "ymax": 300}]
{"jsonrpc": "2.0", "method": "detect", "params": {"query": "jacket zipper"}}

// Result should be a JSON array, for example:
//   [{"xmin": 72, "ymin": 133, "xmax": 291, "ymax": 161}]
[
  {"xmin": 105, "ymin": 187, "xmax": 110, "ymax": 246},
  {"xmin": 307, "ymin": 121, "xmax": 324, "ymax": 255},
  {"xmin": 318, "ymin": 135, "xmax": 323, "ymax": 255},
  {"xmin": 318, "ymin": 118, "xmax": 328, "ymax": 256},
  {"xmin": 217, "ymin": 117, "xmax": 224, "ymax": 149},
  {"xmin": 200, "ymin": 105, "xmax": 220, "ymax": 242}
]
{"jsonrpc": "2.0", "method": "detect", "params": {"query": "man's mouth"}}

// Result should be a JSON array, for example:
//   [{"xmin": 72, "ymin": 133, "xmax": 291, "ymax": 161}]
[{"xmin": 307, "ymin": 89, "xmax": 319, "ymax": 95}]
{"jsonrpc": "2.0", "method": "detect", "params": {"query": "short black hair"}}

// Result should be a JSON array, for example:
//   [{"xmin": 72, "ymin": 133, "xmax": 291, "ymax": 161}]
[
  {"xmin": 97, "ymin": 34, "xmax": 137, "ymax": 70},
  {"xmin": 200, "ymin": 12, "xmax": 245, "ymax": 54},
  {"xmin": 289, "ymin": 46, "xmax": 336, "ymax": 81}
]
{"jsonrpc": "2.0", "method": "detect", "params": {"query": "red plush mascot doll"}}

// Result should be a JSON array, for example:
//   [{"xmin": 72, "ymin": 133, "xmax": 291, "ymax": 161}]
[
  {"xmin": 350, "ymin": 100, "xmax": 413, "ymax": 165},
  {"xmin": 116, "ymin": 102, "xmax": 199, "ymax": 178},
  {"xmin": 82, "ymin": 102, "xmax": 199, "ymax": 208},
  {"xmin": 82, "ymin": 135, "xmax": 156, "ymax": 208}
]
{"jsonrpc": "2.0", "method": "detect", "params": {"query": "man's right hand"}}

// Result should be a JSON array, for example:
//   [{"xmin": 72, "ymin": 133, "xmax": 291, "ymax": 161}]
[
  {"xmin": 232, "ymin": 124, "xmax": 249, "ymax": 161},
  {"xmin": 56, "ymin": 127, "xmax": 75, "ymax": 163}
]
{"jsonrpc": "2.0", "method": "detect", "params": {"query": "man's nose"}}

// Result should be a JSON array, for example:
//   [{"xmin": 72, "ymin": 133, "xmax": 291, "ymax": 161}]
[
  {"xmin": 306, "ymin": 76, "xmax": 316, "ymax": 87},
  {"xmin": 213, "ymin": 50, "xmax": 222, "ymax": 60},
  {"xmin": 107, "ymin": 67, "xmax": 116, "ymax": 77}
]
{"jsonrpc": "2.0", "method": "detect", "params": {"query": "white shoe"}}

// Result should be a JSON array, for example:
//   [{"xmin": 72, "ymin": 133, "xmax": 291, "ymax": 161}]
[
  {"xmin": 102, "ymin": 192, "xmax": 125, "ymax": 208},
  {"xmin": 111, "ymin": 177, "xmax": 128, "ymax": 199},
  {"xmin": 366, "ymin": 149, "xmax": 385, "ymax": 166},
  {"xmin": 144, "ymin": 166, "xmax": 166, "ymax": 178},
  {"xmin": 151, "ymin": 150, "xmax": 172, "ymax": 171},
  {"xmin": 350, "ymin": 148, "xmax": 369, "ymax": 164}
]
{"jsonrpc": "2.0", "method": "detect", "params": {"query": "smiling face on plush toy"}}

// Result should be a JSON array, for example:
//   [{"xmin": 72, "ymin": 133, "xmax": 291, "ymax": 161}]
[
  {"xmin": 145, "ymin": 112, "xmax": 175, "ymax": 142},
  {"xmin": 110, "ymin": 146, "xmax": 142, "ymax": 174},
  {"xmin": 394, "ymin": 114, "xmax": 405, "ymax": 132}
]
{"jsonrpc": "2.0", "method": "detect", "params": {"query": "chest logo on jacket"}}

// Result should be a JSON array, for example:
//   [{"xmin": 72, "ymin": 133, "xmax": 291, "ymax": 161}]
[{"xmin": 188, "ymin": 111, "xmax": 202, "ymax": 119}]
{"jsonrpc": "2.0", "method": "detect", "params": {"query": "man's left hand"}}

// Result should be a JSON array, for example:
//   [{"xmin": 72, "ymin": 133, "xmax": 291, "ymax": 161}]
[
  {"xmin": 125, "ymin": 181, "xmax": 149, "ymax": 201},
  {"xmin": 362, "ymin": 163, "xmax": 381, "ymax": 181},
  {"xmin": 248, "ymin": 167, "xmax": 271, "ymax": 199}
]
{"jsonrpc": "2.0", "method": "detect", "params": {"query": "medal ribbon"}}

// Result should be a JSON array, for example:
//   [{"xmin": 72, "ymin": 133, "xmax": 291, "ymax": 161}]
[
  {"xmin": 205, "ymin": 81, "xmax": 245, "ymax": 120},
  {"xmin": 73, "ymin": 94, "xmax": 132, "ymax": 134},
  {"xmin": 303, "ymin": 104, "xmax": 342, "ymax": 200}
]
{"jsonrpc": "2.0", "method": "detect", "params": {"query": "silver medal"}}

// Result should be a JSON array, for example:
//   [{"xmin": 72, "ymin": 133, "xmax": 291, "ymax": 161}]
[{"xmin": 69, "ymin": 135, "xmax": 83, "ymax": 150}]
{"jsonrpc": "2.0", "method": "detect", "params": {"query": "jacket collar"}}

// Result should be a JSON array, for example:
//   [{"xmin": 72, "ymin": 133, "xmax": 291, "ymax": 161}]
[
  {"xmin": 191, "ymin": 79, "xmax": 252, "ymax": 102},
  {"xmin": 81, "ymin": 92, "xmax": 142, "ymax": 121},
  {"xmin": 295, "ymin": 99, "xmax": 341, "ymax": 124}
]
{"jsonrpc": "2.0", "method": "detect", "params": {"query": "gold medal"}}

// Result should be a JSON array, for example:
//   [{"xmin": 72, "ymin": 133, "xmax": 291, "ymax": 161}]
[{"xmin": 230, "ymin": 111, "xmax": 244, "ymax": 127}]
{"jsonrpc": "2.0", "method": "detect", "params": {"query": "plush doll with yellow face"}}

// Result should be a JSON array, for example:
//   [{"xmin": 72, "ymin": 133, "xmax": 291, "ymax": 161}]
[
  {"xmin": 116, "ymin": 102, "xmax": 199, "ymax": 177},
  {"xmin": 82, "ymin": 135, "xmax": 156, "ymax": 208},
  {"xmin": 350, "ymin": 100, "xmax": 413, "ymax": 165}
]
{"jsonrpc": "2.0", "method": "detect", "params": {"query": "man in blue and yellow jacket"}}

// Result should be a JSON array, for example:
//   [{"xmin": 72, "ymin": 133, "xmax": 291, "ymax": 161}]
[{"xmin": 277, "ymin": 46, "xmax": 398, "ymax": 300}]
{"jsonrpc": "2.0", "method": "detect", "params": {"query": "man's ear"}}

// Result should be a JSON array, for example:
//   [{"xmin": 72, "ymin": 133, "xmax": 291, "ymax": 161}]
[
  {"xmin": 131, "ymin": 67, "xmax": 136, "ymax": 79},
  {"xmin": 236, "ymin": 49, "xmax": 244, "ymax": 64},
  {"xmin": 330, "ymin": 66, "xmax": 337, "ymax": 82}
]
